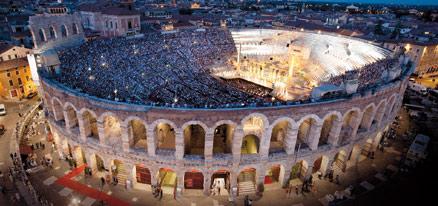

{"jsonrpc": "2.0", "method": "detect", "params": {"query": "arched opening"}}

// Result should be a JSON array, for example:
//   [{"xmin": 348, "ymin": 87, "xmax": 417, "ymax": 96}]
[
  {"xmin": 111, "ymin": 159, "xmax": 127, "ymax": 185},
  {"xmin": 333, "ymin": 150, "xmax": 347, "ymax": 172},
  {"xmin": 49, "ymin": 26, "xmax": 56, "ymax": 39},
  {"xmin": 65, "ymin": 105, "xmax": 78, "ymax": 133},
  {"xmin": 91, "ymin": 154, "xmax": 105, "ymax": 173},
  {"xmin": 243, "ymin": 116, "xmax": 265, "ymax": 136},
  {"xmin": 82, "ymin": 110, "xmax": 99, "ymax": 141},
  {"xmin": 290, "ymin": 160, "xmax": 308, "ymax": 181},
  {"xmin": 158, "ymin": 168, "xmax": 177, "ymax": 190},
  {"xmin": 375, "ymin": 102, "xmax": 386, "ymax": 126},
  {"xmin": 312, "ymin": 156, "xmax": 330, "ymax": 176},
  {"xmin": 320, "ymin": 115, "xmax": 339, "ymax": 146},
  {"xmin": 184, "ymin": 170, "xmax": 204, "ymax": 190},
  {"xmin": 38, "ymin": 28, "xmax": 46, "ymax": 42},
  {"xmin": 211, "ymin": 170, "xmax": 230, "ymax": 196},
  {"xmin": 362, "ymin": 138, "xmax": 373, "ymax": 158},
  {"xmin": 296, "ymin": 118, "xmax": 317, "ymax": 151},
  {"xmin": 359, "ymin": 106, "xmax": 375, "ymax": 132},
  {"xmin": 128, "ymin": 119, "xmax": 147, "ymax": 150},
  {"xmin": 340, "ymin": 110, "xmax": 360, "ymax": 145},
  {"xmin": 73, "ymin": 146, "xmax": 86, "ymax": 166},
  {"xmin": 241, "ymin": 134, "xmax": 260, "ymax": 154},
  {"xmin": 61, "ymin": 24, "xmax": 68, "ymax": 37},
  {"xmin": 238, "ymin": 168, "xmax": 256, "ymax": 196},
  {"xmin": 44, "ymin": 95, "xmax": 52, "ymax": 116},
  {"xmin": 103, "ymin": 115, "xmax": 122, "ymax": 146},
  {"xmin": 385, "ymin": 96, "xmax": 395, "ymax": 120},
  {"xmin": 183, "ymin": 124, "xmax": 205, "ymax": 157},
  {"xmin": 213, "ymin": 124, "xmax": 234, "ymax": 155},
  {"xmin": 155, "ymin": 123, "xmax": 176, "ymax": 155},
  {"xmin": 270, "ymin": 121, "xmax": 290, "ymax": 154},
  {"xmin": 349, "ymin": 144, "xmax": 364, "ymax": 164},
  {"xmin": 135, "ymin": 164, "xmax": 151, "ymax": 185},
  {"xmin": 52, "ymin": 99, "xmax": 64, "ymax": 123},
  {"xmin": 264, "ymin": 165, "xmax": 282, "ymax": 186},
  {"xmin": 72, "ymin": 23, "xmax": 78, "ymax": 35}
]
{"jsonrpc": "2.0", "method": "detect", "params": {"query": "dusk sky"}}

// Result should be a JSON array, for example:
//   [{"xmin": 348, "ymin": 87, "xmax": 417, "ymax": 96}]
[{"xmin": 313, "ymin": 0, "xmax": 438, "ymax": 6}]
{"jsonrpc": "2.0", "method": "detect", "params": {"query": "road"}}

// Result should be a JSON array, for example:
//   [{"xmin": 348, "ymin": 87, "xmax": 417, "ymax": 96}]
[{"xmin": 0, "ymin": 98, "xmax": 38, "ymax": 205}]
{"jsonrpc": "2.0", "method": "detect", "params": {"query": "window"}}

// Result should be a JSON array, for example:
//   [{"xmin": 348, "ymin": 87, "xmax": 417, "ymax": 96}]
[
  {"xmin": 26, "ymin": 76, "xmax": 29, "ymax": 81},
  {"xmin": 18, "ymin": 78, "xmax": 22, "ymax": 85},
  {"xmin": 14, "ymin": 54, "xmax": 17, "ymax": 59},
  {"xmin": 9, "ymin": 80, "xmax": 13, "ymax": 86},
  {"xmin": 72, "ymin": 23, "xmax": 78, "ymax": 34},
  {"xmin": 16, "ymin": 69, "xmax": 19, "ymax": 75},
  {"xmin": 49, "ymin": 26, "xmax": 56, "ymax": 39},
  {"xmin": 8, "ymin": 55, "xmax": 11, "ymax": 60},
  {"xmin": 7, "ymin": 72, "xmax": 10, "ymax": 77},
  {"xmin": 39, "ymin": 29, "xmax": 46, "ymax": 41},
  {"xmin": 0, "ymin": 56, "xmax": 3, "ymax": 61},
  {"xmin": 110, "ymin": 21, "xmax": 113, "ymax": 29},
  {"xmin": 61, "ymin": 25, "xmax": 68, "ymax": 37},
  {"xmin": 128, "ymin": 21, "xmax": 132, "ymax": 29}
]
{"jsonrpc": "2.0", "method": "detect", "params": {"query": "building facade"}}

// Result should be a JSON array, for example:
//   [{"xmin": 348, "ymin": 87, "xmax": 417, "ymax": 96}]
[{"xmin": 0, "ymin": 57, "xmax": 36, "ymax": 99}]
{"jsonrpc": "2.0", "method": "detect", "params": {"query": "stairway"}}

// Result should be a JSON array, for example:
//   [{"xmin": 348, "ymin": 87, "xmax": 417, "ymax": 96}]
[
  {"xmin": 238, "ymin": 172, "xmax": 256, "ymax": 196},
  {"xmin": 116, "ymin": 165, "xmax": 128, "ymax": 186}
]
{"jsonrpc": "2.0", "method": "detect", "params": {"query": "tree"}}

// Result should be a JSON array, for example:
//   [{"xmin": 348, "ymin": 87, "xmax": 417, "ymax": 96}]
[{"xmin": 374, "ymin": 20, "xmax": 384, "ymax": 35}]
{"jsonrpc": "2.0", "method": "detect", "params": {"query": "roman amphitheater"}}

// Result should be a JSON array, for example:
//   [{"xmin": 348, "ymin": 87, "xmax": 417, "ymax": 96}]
[{"xmin": 30, "ymin": 15, "xmax": 413, "ymax": 199}]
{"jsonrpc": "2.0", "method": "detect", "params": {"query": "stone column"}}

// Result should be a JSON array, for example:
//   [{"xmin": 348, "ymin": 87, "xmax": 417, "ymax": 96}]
[
  {"xmin": 203, "ymin": 171, "xmax": 211, "ymax": 196},
  {"xmin": 308, "ymin": 123, "xmax": 323, "ymax": 151},
  {"xmin": 175, "ymin": 129, "xmax": 184, "ymax": 160},
  {"xmin": 78, "ymin": 115, "xmax": 88, "ymax": 143},
  {"xmin": 284, "ymin": 125, "xmax": 298, "ymax": 155},
  {"xmin": 147, "ymin": 127, "xmax": 156, "ymax": 157},
  {"xmin": 259, "ymin": 127, "xmax": 271, "ymax": 160},
  {"xmin": 230, "ymin": 172, "xmax": 238, "ymax": 200},
  {"xmin": 124, "ymin": 163, "xmax": 135, "ymax": 190},
  {"xmin": 63, "ymin": 110, "xmax": 72, "ymax": 132},
  {"xmin": 97, "ymin": 121, "xmax": 105, "ymax": 145},
  {"xmin": 305, "ymin": 165, "xmax": 314, "ymax": 179},
  {"xmin": 232, "ymin": 126, "xmax": 244, "ymax": 162},
  {"xmin": 280, "ymin": 167, "xmax": 291, "ymax": 187},
  {"xmin": 204, "ymin": 130, "xmax": 214, "ymax": 162},
  {"xmin": 120, "ymin": 123, "xmax": 130, "ymax": 153},
  {"xmin": 176, "ymin": 170, "xmax": 184, "ymax": 198},
  {"xmin": 351, "ymin": 115, "xmax": 361, "ymax": 141},
  {"xmin": 150, "ymin": 166, "xmax": 158, "ymax": 186},
  {"xmin": 256, "ymin": 167, "xmax": 265, "ymax": 193},
  {"xmin": 328, "ymin": 119, "xmax": 342, "ymax": 147}
]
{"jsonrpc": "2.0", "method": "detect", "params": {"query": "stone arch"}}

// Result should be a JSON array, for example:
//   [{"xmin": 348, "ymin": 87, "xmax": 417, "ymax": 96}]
[
  {"xmin": 264, "ymin": 164, "xmax": 284, "ymax": 186},
  {"xmin": 332, "ymin": 150, "xmax": 347, "ymax": 172},
  {"xmin": 51, "ymin": 97, "xmax": 64, "ymax": 122},
  {"xmin": 389, "ymin": 94, "xmax": 400, "ymax": 117},
  {"xmin": 135, "ymin": 164, "xmax": 152, "ymax": 185},
  {"xmin": 339, "ymin": 108, "xmax": 361, "ymax": 145},
  {"xmin": 110, "ymin": 159, "xmax": 127, "ymax": 184},
  {"xmin": 296, "ymin": 115, "xmax": 320, "ymax": 151},
  {"xmin": 125, "ymin": 117, "xmax": 147, "ymax": 150},
  {"xmin": 100, "ymin": 113, "xmax": 122, "ymax": 146},
  {"xmin": 61, "ymin": 24, "xmax": 68, "ymax": 37},
  {"xmin": 49, "ymin": 26, "xmax": 57, "ymax": 39},
  {"xmin": 182, "ymin": 121, "xmax": 208, "ymax": 157},
  {"xmin": 359, "ymin": 103, "xmax": 376, "ymax": 131},
  {"xmin": 212, "ymin": 120, "xmax": 237, "ymax": 155},
  {"xmin": 44, "ymin": 93, "xmax": 52, "ymax": 116},
  {"xmin": 151, "ymin": 119, "xmax": 177, "ymax": 153},
  {"xmin": 313, "ymin": 155, "xmax": 330, "ymax": 175},
  {"xmin": 241, "ymin": 134, "xmax": 260, "ymax": 154},
  {"xmin": 211, "ymin": 169, "xmax": 231, "ymax": 196},
  {"xmin": 64, "ymin": 102, "xmax": 79, "ymax": 131},
  {"xmin": 320, "ymin": 111, "xmax": 342, "ymax": 146},
  {"xmin": 237, "ymin": 167, "xmax": 257, "ymax": 196},
  {"xmin": 385, "ymin": 94, "xmax": 397, "ymax": 120},
  {"xmin": 90, "ymin": 153, "xmax": 105, "ymax": 172},
  {"xmin": 241, "ymin": 113, "xmax": 269, "ymax": 135},
  {"xmin": 184, "ymin": 169, "xmax": 204, "ymax": 189},
  {"xmin": 269, "ymin": 117, "xmax": 294, "ymax": 154},
  {"xmin": 375, "ymin": 100, "xmax": 387, "ymax": 127},
  {"xmin": 80, "ymin": 108, "xmax": 99, "ymax": 141},
  {"xmin": 290, "ymin": 160, "xmax": 308, "ymax": 180},
  {"xmin": 38, "ymin": 28, "xmax": 46, "ymax": 42},
  {"xmin": 72, "ymin": 146, "xmax": 86, "ymax": 166},
  {"xmin": 157, "ymin": 168, "xmax": 177, "ymax": 189}
]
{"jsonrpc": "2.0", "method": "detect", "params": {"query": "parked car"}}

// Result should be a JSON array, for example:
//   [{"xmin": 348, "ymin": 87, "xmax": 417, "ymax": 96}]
[{"xmin": 0, "ymin": 104, "xmax": 6, "ymax": 115}]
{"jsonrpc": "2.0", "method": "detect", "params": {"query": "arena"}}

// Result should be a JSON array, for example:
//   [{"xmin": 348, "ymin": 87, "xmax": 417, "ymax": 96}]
[{"xmin": 34, "ymin": 24, "xmax": 413, "ymax": 198}]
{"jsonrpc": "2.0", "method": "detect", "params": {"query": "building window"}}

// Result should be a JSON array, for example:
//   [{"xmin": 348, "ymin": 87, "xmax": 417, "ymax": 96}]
[
  {"xmin": 7, "ymin": 72, "xmax": 10, "ymax": 77},
  {"xmin": 18, "ymin": 78, "xmax": 22, "ymax": 85},
  {"xmin": 14, "ymin": 54, "xmax": 17, "ymax": 59},
  {"xmin": 9, "ymin": 80, "xmax": 13, "ymax": 86},
  {"xmin": 8, "ymin": 55, "xmax": 11, "ymax": 60},
  {"xmin": 16, "ymin": 70, "xmax": 19, "ymax": 75},
  {"xmin": 49, "ymin": 26, "xmax": 56, "ymax": 39},
  {"xmin": 72, "ymin": 23, "xmax": 78, "ymax": 35},
  {"xmin": 128, "ymin": 21, "xmax": 132, "ymax": 29},
  {"xmin": 0, "ymin": 56, "xmax": 2, "ymax": 61},
  {"xmin": 110, "ymin": 21, "xmax": 113, "ymax": 29},
  {"xmin": 39, "ymin": 29, "xmax": 46, "ymax": 41},
  {"xmin": 26, "ymin": 76, "xmax": 29, "ymax": 81},
  {"xmin": 61, "ymin": 25, "xmax": 68, "ymax": 37}
]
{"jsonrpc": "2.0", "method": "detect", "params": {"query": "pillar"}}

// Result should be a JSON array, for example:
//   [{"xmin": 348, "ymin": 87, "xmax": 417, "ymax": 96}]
[
  {"xmin": 124, "ymin": 163, "xmax": 135, "ymax": 190},
  {"xmin": 204, "ymin": 130, "xmax": 214, "ymax": 162},
  {"xmin": 203, "ymin": 172, "xmax": 211, "ymax": 196},
  {"xmin": 150, "ymin": 167, "xmax": 158, "ymax": 186},
  {"xmin": 120, "ymin": 123, "xmax": 130, "ymax": 152},
  {"xmin": 78, "ymin": 114, "xmax": 89, "ymax": 143},
  {"xmin": 63, "ymin": 110, "xmax": 72, "ymax": 131},
  {"xmin": 259, "ymin": 128, "xmax": 271, "ymax": 160},
  {"xmin": 147, "ymin": 127, "xmax": 156, "ymax": 157},
  {"xmin": 230, "ymin": 172, "xmax": 238, "ymax": 200},
  {"xmin": 97, "ymin": 121, "xmax": 105, "ymax": 145},
  {"xmin": 175, "ymin": 129, "xmax": 184, "ymax": 160},
  {"xmin": 232, "ymin": 126, "xmax": 244, "ymax": 162},
  {"xmin": 351, "ymin": 115, "xmax": 361, "ymax": 141},
  {"xmin": 328, "ymin": 119, "xmax": 342, "ymax": 147},
  {"xmin": 309, "ymin": 123, "xmax": 323, "ymax": 151},
  {"xmin": 279, "ymin": 166, "xmax": 290, "ymax": 187},
  {"xmin": 284, "ymin": 125, "xmax": 298, "ymax": 155},
  {"xmin": 176, "ymin": 170, "xmax": 184, "ymax": 198}
]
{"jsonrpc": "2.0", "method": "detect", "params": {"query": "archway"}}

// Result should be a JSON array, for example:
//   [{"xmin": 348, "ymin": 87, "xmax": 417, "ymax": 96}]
[
  {"xmin": 111, "ymin": 159, "xmax": 127, "ymax": 185},
  {"xmin": 52, "ymin": 99, "xmax": 64, "ymax": 122},
  {"xmin": 349, "ymin": 144, "xmax": 363, "ymax": 165},
  {"xmin": 241, "ymin": 134, "xmax": 260, "ymax": 154},
  {"xmin": 49, "ymin": 26, "xmax": 56, "ymax": 39},
  {"xmin": 359, "ymin": 105, "xmax": 375, "ymax": 132},
  {"xmin": 213, "ymin": 124, "xmax": 234, "ymax": 155},
  {"xmin": 211, "ymin": 170, "xmax": 230, "ymax": 196},
  {"xmin": 103, "ymin": 115, "xmax": 122, "ymax": 147},
  {"xmin": 270, "ymin": 121, "xmax": 290, "ymax": 153},
  {"xmin": 340, "ymin": 110, "xmax": 360, "ymax": 145},
  {"xmin": 243, "ymin": 116, "xmax": 265, "ymax": 136},
  {"xmin": 183, "ymin": 124, "xmax": 205, "ymax": 157},
  {"xmin": 264, "ymin": 165, "xmax": 282, "ymax": 186},
  {"xmin": 184, "ymin": 170, "xmax": 204, "ymax": 190},
  {"xmin": 38, "ymin": 28, "xmax": 46, "ymax": 42},
  {"xmin": 313, "ymin": 156, "xmax": 330, "ymax": 175},
  {"xmin": 290, "ymin": 160, "xmax": 308, "ymax": 181},
  {"xmin": 82, "ymin": 110, "xmax": 99, "ymax": 141},
  {"xmin": 65, "ymin": 105, "xmax": 78, "ymax": 133},
  {"xmin": 238, "ymin": 168, "xmax": 256, "ymax": 196},
  {"xmin": 361, "ymin": 138, "xmax": 373, "ymax": 159},
  {"xmin": 333, "ymin": 150, "xmax": 347, "ymax": 172},
  {"xmin": 135, "ymin": 164, "xmax": 151, "ymax": 185},
  {"xmin": 128, "ymin": 119, "xmax": 147, "ymax": 150},
  {"xmin": 375, "ymin": 102, "xmax": 387, "ymax": 126},
  {"xmin": 296, "ymin": 118, "xmax": 317, "ymax": 151},
  {"xmin": 73, "ymin": 146, "xmax": 86, "ymax": 166},
  {"xmin": 320, "ymin": 114, "xmax": 339, "ymax": 146},
  {"xmin": 91, "ymin": 154, "xmax": 105, "ymax": 173},
  {"xmin": 158, "ymin": 168, "xmax": 177, "ymax": 190},
  {"xmin": 72, "ymin": 23, "xmax": 78, "ymax": 35},
  {"xmin": 61, "ymin": 24, "xmax": 68, "ymax": 37},
  {"xmin": 155, "ymin": 123, "xmax": 176, "ymax": 154}
]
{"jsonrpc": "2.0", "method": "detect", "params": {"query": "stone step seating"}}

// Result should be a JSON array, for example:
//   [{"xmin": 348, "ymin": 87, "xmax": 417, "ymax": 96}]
[
  {"xmin": 238, "ymin": 181, "xmax": 256, "ymax": 196},
  {"xmin": 116, "ymin": 165, "xmax": 128, "ymax": 186}
]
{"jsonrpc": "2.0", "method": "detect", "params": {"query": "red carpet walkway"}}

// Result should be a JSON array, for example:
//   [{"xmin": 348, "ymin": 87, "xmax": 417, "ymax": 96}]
[{"xmin": 55, "ymin": 164, "xmax": 130, "ymax": 206}]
